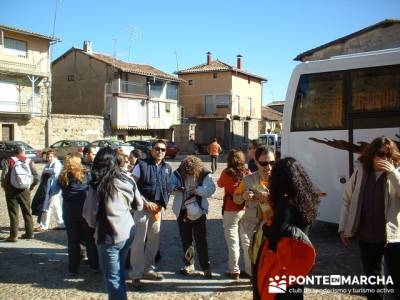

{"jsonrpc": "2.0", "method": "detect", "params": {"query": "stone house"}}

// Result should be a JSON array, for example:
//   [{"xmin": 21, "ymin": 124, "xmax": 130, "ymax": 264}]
[
  {"xmin": 0, "ymin": 24, "xmax": 58, "ymax": 148},
  {"xmin": 295, "ymin": 19, "xmax": 400, "ymax": 62},
  {"xmin": 52, "ymin": 41, "xmax": 183, "ymax": 141},
  {"xmin": 260, "ymin": 106, "xmax": 283, "ymax": 134},
  {"xmin": 176, "ymin": 52, "xmax": 267, "ymax": 149}
]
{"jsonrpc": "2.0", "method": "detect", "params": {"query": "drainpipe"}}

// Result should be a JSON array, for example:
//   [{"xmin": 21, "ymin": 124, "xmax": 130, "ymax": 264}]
[{"xmin": 146, "ymin": 79, "xmax": 151, "ymax": 129}]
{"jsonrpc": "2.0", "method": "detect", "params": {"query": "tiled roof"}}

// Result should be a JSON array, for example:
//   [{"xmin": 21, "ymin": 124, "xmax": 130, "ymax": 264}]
[
  {"xmin": 88, "ymin": 52, "xmax": 183, "ymax": 82},
  {"xmin": 262, "ymin": 106, "xmax": 283, "ymax": 121},
  {"xmin": 295, "ymin": 19, "xmax": 400, "ymax": 61},
  {"xmin": 0, "ymin": 24, "xmax": 60, "ymax": 41},
  {"xmin": 177, "ymin": 59, "xmax": 267, "ymax": 81}
]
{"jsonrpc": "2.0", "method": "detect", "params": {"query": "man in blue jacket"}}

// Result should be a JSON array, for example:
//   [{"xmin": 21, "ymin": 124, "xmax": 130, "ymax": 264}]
[{"xmin": 129, "ymin": 140, "xmax": 172, "ymax": 287}]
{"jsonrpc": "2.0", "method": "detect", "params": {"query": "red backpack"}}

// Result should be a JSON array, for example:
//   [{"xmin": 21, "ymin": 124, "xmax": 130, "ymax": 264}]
[{"xmin": 257, "ymin": 230, "xmax": 316, "ymax": 300}]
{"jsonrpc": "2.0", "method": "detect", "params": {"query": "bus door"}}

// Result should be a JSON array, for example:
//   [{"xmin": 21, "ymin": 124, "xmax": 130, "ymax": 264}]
[
  {"xmin": 349, "ymin": 112, "xmax": 400, "ymax": 176},
  {"xmin": 348, "ymin": 64, "xmax": 400, "ymax": 176}
]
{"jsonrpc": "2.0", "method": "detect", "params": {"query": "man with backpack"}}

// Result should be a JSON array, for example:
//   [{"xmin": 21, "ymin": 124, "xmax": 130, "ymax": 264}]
[{"xmin": 1, "ymin": 145, "xmax": 39, "ymax": 242}]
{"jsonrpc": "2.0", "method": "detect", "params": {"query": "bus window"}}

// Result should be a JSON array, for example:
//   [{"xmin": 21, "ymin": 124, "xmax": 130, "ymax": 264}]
[
  {"xmin": 351, "ymin": 65, "xmax": 400, "ymax": 113},
  {"xmin": 291, "ymin": 72, "xmax": 344, "ymax": 131}
]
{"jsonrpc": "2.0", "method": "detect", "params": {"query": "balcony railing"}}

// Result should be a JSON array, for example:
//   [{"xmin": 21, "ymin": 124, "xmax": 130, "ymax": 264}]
[
  {"xmin": 114, "ymin": 80, "xmax": 147, "ymax": 95},
  {"xmin": 0, "ymin": 95, "xmax": 41, "ymax": 115},
  {"xmin": 0, "ymin": 60, "xmax": 48, "ymax": 77}
]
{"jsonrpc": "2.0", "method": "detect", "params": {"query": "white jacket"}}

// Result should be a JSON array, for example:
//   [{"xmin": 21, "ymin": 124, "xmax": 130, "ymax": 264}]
[{"xmin": 339, "ymin": 164, "xmax": 400, "ymax": 243}]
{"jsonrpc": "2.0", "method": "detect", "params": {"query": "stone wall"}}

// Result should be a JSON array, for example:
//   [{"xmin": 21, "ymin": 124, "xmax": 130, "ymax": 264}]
[
  {"xmin": 0, "ymin": 115, "xmax": 47, "ymax": 149},
  {"xmin": 171, "ymin": 123, "xmax": 196, "ymax": 154},
  {"xmin": 49, "ymin": 114, "xmax": 104, "ymax": 144}
]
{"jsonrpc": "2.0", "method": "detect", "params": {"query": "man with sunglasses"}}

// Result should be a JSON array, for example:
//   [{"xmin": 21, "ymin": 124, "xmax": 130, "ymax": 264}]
[
  {"xmin": 232, "ymin": 146, "xmax": 275, "ymax": 277},
  {"xmin": 129, "ymin": 139, "xmax": 172, "ymax": 287}
]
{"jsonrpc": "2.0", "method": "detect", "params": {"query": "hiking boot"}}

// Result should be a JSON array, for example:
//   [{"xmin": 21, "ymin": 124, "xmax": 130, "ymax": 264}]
[
  {"xmin": 180, "ymin": 264, "xmax": 195, "ymax": 276},
  {"xmin": 142, "ymin": 271, "xmax": 164, "ymax": 281},
  {"xmin": 225, "ymin": 271, "xmax": 240, "ymax": 280},
  {"xmin": 20, "ymin": 233, "xmax": 34, "ymax": 239},
  {"xmin": 5, "ymin": 236, "xmax": 17, "ymax": 242},
  {"xmin": 203, "ymin": 269, "xmax": 213, "ymax": 279},
  {"xmin": 34, "ymin": 226, "xmax": 46, "ymax": 232},
  {"xmin": 131, "ymin": 278, "xmax": 142, "ymax": 289}
]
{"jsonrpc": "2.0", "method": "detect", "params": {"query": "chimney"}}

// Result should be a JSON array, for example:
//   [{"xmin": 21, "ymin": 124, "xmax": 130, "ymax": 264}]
[
  {"xmin": 206, "ymin": 52, "xmax": 212, "ymax": 65},
  {"xmin": 83, "ymin": 40, "xmax": 93, "ymax": 54},
  {"xmin": 236, "ymin": 54, "xmax": 243, "ymax": 69}
]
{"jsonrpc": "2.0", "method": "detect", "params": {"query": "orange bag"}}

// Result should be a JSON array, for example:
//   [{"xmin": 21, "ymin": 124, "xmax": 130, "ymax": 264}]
[{"xmin": 257, "ymin": 236, "xmax": 316, "ymax": 300}]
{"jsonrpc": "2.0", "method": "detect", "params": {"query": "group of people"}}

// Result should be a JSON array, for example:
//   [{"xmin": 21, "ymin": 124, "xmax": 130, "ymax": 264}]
[{"xmin": 1, "ymin": 135, "xmax": 399, "ymax": 300}]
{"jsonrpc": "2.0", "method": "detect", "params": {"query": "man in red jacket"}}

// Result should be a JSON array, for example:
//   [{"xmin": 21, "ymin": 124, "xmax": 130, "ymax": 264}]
[{"xmin": 1, "ymin": 145, "xmax": 39, "ymax": 242}]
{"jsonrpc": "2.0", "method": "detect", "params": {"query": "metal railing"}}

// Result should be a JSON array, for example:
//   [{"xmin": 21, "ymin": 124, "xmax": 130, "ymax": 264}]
[
  {"xmin": 0, "ymin": 94, "xmax": 41, "ymax": 114},
  {"xmin": 118, "ymin": 80, "xmax": 147, "ymax": 95},
  {"xmin": 0, "ymin": 59, "xmax": 48, "ymax": 77}
]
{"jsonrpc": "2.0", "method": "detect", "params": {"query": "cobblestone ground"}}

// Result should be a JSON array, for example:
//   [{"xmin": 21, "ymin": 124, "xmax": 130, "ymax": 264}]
[{"xmin": 0, "ymin": 156, "xmax": 367, "ymax": 299}]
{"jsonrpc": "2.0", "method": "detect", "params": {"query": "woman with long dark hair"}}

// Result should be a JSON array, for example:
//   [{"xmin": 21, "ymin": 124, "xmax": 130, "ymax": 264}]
[
  {"xmin": 257, "ymin": 157, "xmax": 320, "ymax": 300},
  {"xmin": 217, "ymin": 149, "xmax": 251, "ymax": 280},
  {"xmin": 340, "ymin": 136, "xmax": 400, "ymax": 299},
  {"xmin": 90, "ymin": 147, "xmax": 143, "ymax": 300}
]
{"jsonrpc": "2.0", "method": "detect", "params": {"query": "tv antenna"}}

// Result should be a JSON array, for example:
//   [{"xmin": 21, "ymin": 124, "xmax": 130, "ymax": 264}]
[{"xmin": 127, "ymin": 25, "xmax": 142, "ymax": 61}]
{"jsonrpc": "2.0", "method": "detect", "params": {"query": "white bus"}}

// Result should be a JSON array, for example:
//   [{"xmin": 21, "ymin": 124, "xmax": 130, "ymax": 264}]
[{"xmin": 281, "ymin": 47, "xmax": 400, "ymax": 223}]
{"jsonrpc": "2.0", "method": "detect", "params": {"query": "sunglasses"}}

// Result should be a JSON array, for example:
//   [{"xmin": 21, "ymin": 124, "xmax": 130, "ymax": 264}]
[
  {"xmin": 154, "ymin": 147, "xmax": 166, "ymax": 152},
  {"xmin": 258, "ymin": 160, "xmax": 275, "ymax": 167},
  {"xmin": 375, "ymin": 151, "xmax": 388, "ymax": 159}
]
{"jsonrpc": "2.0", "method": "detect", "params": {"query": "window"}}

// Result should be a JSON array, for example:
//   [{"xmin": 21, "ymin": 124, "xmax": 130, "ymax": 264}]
[
  {"xmin": 150, "ymin": 80, "xmax": 163, "ymax": 98},
  {"xmin": 351, "ymin": 65, "xmax": 400, "ymax": 113},
  {"xmin": 213, "ymin": 73, "xmax": 218, "ymax": 79},
  {"xmin": 4, "ymin": 37, "xmax": 27, "ymax": 57},
  {"xmin": 151, "ymin": 102, "xmax": 160, "ymax": 118},
  {"xmin": 246, "ymin": 97, "xmax": 252, "ymax": 116},
  {"xmin": 216, "ymin": 95, "xmax": 230, "ymax": 108},
  {"xmin": 204, "ymin": 95, "xmax": 214, "ymax": 114},
  {"xmin": 165, "ymin": 102, "xmax": 171, "ymax": 113},
  {"xmin": 188, "ymin": 80, "xmax": 193, "ymax": 85},
  {"xmin": 67, "ymin": 75, "xmax": 74, "ymax": 81},
  {"xmin": 291, "ymin": 72, "xmax": 344, "ymax": 131},
  {"xmin": 166, "ymin": 83, "xmax": 178, "ymax": 100}
]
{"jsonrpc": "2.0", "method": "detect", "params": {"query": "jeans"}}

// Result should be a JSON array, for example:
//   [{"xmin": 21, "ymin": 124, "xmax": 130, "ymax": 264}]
[
  {"xmin": 129, "ymin": 209, "xmax": 161, "ymax": 279},
  {"xmin": 98, "ymin": 234, "xmax": 134, "ymax": 300},
  {"xmin": 210, "ymin": 156, "xmax": 218, "ymax": 173},
  {"xmin": 223, "ymin": 210, "xmax": 245, "ymax": 273}
]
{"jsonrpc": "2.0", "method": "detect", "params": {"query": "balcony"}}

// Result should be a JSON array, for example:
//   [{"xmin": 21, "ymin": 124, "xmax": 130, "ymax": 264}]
[
  {"xmin": 113, "ymin": 80, "xmax": 147, "ymax": 98},
  {"xmin": 0, "ymin": 95, "xmax": 41, "ymax": 115},
  {"xmin": 0, "ymin": 59, "xmax": 48, "ymax": 77}
]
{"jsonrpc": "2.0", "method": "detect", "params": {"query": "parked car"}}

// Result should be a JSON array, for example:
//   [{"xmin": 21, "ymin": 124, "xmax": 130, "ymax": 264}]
[
  {"xmin": 39, "ymin": 140, "xmax": 90, "ymax": 161},
  {"xmin": 165, "ymin": 141, "xmax": 179, "ymax": 159},
  {"xmin": 0, "ymin": 141, "xmax": 41, "ymax": 164},
  {"xmin": 90, "ymin": 140, "xmax": 134, "ymax": 156},
  {"xmin": 126, "ymin": 140, "xmax": 152, "ymax": 158}
]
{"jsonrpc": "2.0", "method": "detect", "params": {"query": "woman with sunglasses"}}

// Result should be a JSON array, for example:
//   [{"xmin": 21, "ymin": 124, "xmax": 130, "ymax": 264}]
[
  {"xmin": 340, "ymin": 136, "xmax": 400, "ymax": 299},
  {"xmin": 233, "ymin": 145, "xmax": 276, "ymax": 278}
]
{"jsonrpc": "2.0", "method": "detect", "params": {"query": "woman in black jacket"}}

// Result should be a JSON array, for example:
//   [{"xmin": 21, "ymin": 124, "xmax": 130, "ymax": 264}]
[{"xmin": 59, "ymin": 153, "xmax": 98, "ymax": 275}]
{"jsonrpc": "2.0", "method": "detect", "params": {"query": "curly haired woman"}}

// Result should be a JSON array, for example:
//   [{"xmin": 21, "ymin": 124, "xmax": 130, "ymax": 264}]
[
  {"xmin": 340, "ymin": 136, "xmax": 400, "ymax": 299},
  {"xmin": 217, "ymin": 149, "xmax": 251, "ymax": 280},
  {"xmin": 170, "ymin": 155, "xmax": 216, "ymax": 278},
  {"xmin": 255, "ymin": 157, "xmax": 320, "ymax": 300},
  {"xmin": 58, "ymin": 153, "xmax": 98, "ymax": 275}
]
